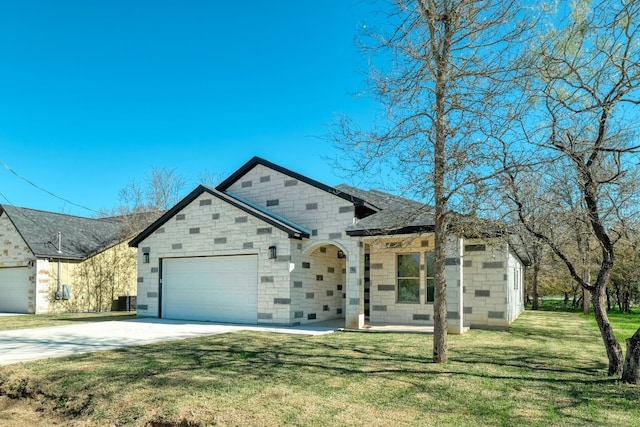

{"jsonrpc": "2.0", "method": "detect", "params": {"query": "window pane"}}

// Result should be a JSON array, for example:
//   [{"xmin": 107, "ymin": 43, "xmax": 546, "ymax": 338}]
[
  {"xmin": 426, "ymin": 278, "xmax": 435, "ymax": 303},
  {"xmin": 398, "ymin": 253, "xmax": 420, "ymax": 278},
  {"xmin": 425, "ymin": 252, "xmax": 434, "ymax": 278},
  {"xmin": 398, "ymin": 279, "xmax": 420, "ymax": 302}
]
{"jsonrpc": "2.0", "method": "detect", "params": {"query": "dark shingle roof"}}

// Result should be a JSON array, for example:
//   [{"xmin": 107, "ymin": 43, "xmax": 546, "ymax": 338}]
[
  {"xmin": 335, "ymin": 184, "xmax": 435, "ymax": 236},
  {"xmin": 1, "ymin": 205, "xmax": 128, "ymax": 260}
]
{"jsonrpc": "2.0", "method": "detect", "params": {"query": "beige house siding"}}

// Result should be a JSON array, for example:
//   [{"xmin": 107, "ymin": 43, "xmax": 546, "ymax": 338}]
[{"xmin": 46, "ymin": 241, "xmax": 137, "ymax": 313}]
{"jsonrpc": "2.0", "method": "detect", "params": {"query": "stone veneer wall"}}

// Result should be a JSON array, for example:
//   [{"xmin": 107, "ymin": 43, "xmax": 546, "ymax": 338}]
[
  {"xmin": 135, "ymin": 192, "xmax": 294, "ymax": 324},
  {"xmin": 290, "ymin": 244, "xmax": 346, "ymax": 324},
  {"xmin": 366, "ymin": 234, "xmax": 463, "ymax": 327},
  {"xmin": 0, "ymin": 212, "xmax": 38, "ymax": 313},
  {"xmin": 226, "ymin": 164, "xmax": 365, "ymax": 326},
  {"xmin": 226, "ymin": 164, "xmax": 357, "ymax": 240},
  {"xmin": 461, "ymin": 239, "xmax": 511, "ymax": 329}
]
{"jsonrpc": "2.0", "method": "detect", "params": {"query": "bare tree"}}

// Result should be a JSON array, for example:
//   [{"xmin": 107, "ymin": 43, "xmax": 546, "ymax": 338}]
[
  {"xmin": 101, "ymin": 167, "xmax": 188, "ymax": 236},
  {"xmin": 334, "ymin": 0, "xmax": 534, "ymax": 362},
  {"xmin": 504, "ymin": 0, "xmax": 640, "ymax": 381}
]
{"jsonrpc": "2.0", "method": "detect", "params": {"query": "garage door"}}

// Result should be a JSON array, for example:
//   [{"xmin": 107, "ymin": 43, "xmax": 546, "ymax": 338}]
[
  {"xmin": 162, "ymin": 255, "xmax": 258, "ymax": 324},
  {"xmin": 0, "ymin": 267, "xmax": 30, "ymax": 313}
]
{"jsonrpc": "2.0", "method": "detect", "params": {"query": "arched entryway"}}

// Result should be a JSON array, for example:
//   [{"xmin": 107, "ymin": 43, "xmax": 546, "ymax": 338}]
[{"xmin": 293, "ymin": 241, "xmax": 348, "ymax": 325}]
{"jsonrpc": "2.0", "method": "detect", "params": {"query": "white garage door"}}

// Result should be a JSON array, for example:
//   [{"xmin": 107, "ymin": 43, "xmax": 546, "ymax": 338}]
[
  {"xmin": 162, "ymin": 255, "xmax": 258, "ymax": 324},
  {"xmin": 0, "ymin": 267, "xmax": 30, "ymax": 313}
]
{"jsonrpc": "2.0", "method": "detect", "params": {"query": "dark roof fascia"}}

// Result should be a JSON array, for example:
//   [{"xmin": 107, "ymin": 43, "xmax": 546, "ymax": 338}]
[
  {"xmin": 346, "ymin": 225, "xmax": 436, "ymax": 237},
  {"xmin": 129, "ymin": 185, "xmax": 311, "ymax": 248},
  {"xmin": 215, "ymin": 156, "xmax": 379, "ymax": 211}
]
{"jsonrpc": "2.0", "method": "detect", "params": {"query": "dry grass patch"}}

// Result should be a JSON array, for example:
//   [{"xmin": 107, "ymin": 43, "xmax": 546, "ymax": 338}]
[{"xmin": 0, "ymin": 311, "xmax": 638, "ymax": 426}]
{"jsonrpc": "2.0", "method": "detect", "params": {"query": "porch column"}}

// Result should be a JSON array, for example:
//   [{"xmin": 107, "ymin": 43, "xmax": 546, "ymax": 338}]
[{"xmin": 345, "ymin": 239, "xmax": 365, "ymax": 329}]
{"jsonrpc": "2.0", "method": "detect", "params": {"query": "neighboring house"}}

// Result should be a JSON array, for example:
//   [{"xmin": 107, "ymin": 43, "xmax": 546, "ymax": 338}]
[
  {"xmin": 0, "ymin": 205, "xmax": 138, "ymax": 314},
  {"xmin": 130, "ymin": 157, "xmax": 527, "ymax": 331}
]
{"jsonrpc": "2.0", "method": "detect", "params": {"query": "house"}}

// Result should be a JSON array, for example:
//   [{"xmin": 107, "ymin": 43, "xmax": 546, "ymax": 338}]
[
  {"xmin": 0, "ymin": 206, "xmax": 139, "ymax": 314},
  {"xmin": 130, "ymin": 157, "xmax": 526, "ymax": 331}
]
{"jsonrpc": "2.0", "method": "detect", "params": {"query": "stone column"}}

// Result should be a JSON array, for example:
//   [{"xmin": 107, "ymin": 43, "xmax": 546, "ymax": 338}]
[{"xmin": 345, "ymin": 239, "xmax": 365, "ymax": 329}]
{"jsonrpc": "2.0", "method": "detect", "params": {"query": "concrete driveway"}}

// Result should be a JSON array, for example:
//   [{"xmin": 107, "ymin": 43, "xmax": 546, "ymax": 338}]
[{"xmin": 0, "ymin": 318, "xmax": 337, "ymax": 366}]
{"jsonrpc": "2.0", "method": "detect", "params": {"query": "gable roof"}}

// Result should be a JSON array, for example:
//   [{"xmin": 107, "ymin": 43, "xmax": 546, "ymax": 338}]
[
  {"xmin": 0, "ymin": 205, "xmax": 128, "ymax": 260},
  {"xmin": 216, "ymin": 156, "xmax": 379, "ymax": 211},
  {"xmin": 335, "ymin": 185, "xmax": 436, "ymax": 236},
  {"xmin": 129, "ymin": 185, "xmax": 311, "ymax": 247}
]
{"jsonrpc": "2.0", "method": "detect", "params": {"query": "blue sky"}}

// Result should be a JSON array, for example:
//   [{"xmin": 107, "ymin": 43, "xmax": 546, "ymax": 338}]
[{"xmin": 0, "ymin": 0, "xmax": 379, "ymax": 216}]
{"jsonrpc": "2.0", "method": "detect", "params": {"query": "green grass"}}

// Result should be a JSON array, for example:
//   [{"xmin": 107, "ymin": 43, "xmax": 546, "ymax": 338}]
[
  {"xmin": 0, "ymin": 311, "xmax": 136, "ymax": 331},
  {"xmin": 582, "ymin": 310, "xmax": 640, "ymax": 344},
  {"xmin": 534, "ymin": 296, "xmax": 640, "ymax": 344},
  {"xmin": 0, "ymin": 310, "xmax": 638, "ymax": 426}
]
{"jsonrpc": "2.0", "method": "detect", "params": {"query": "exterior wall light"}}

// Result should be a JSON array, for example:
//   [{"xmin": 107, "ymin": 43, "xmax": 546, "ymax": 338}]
[
  {"xmin": 337, "ymin": 250, "xmax": 346, "ymax": 259},
  {"xmin": 268, "ymin": 246, "xmax": 277, "ymax": 259},
  {"xmin": 143, "ymin": 252, "xmax": 150, "ymax": 264}
]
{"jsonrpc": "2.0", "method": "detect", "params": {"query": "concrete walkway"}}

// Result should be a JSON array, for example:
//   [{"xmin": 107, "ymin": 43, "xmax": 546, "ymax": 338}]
[{"xmin": 0, "ymin": 318, "xmax": 337, "ymax": 366}]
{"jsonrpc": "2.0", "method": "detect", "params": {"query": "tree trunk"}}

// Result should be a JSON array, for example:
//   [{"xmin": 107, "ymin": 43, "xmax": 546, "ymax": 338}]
[
  {"xmin": 432, "ymin": 216, "xmax": 448, "ymax": 363},
  {"xmin": 432, "ymin": 117, "xmax": 448, "ymax": 362},
  {"xmin": 614, "ymin": 281, "xmax": 622, "ymax": 311},
  {"xmin": 532, "ymin": 262, "xmax": 539, "ymax": 310},
  {"xmin": 431, "ymin": 5, "xmax": 450, "ymax": 363},
  {"xmin": 621, "ymin": 328, "xmax": 640, "ymax": 384},
  {"xmin": 592, "ymin": 285, "xmax": 624, "ymax": 376},
  {"xmin": 622, "ymin": 289, "xmax": 630, "ymax": 313}
]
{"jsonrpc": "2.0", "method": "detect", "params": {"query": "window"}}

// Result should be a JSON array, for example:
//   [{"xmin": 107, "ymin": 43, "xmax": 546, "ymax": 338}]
[
  {"xmin": 425, "ymin": 252, "xmax": 435, "ymax": 303},
  {"xmin": 397, "ymin": 253, "xmax": 420, "ymax": 303}
]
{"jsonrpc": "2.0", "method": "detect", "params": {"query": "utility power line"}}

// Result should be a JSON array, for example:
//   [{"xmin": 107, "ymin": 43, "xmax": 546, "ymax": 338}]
[{"xmin": 0, "ymin": 159, "xmax": 99, "ymax": 214}]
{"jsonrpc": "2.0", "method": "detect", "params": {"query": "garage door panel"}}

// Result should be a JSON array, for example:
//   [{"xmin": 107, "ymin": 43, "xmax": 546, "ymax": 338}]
[
  {"xmin": 162, "ymin": 255, "xmax": 258, "ymax": 324},
  {"xmin": 0, "ymin": 267, "xmax": 30, "ymax": 313}
]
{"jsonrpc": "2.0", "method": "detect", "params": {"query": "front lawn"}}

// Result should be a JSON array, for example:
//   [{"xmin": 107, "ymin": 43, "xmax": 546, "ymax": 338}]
[
  {"xmin": 0, "ymin": 311, "xmax": 638, "ymax": 426},
  {"xmin": 584, "ymin": 309, "xmax": 640, "ymax": 344},
  {"xmin": 0, "ymin": 311, "xmax": 136, "ymax": 331}
]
